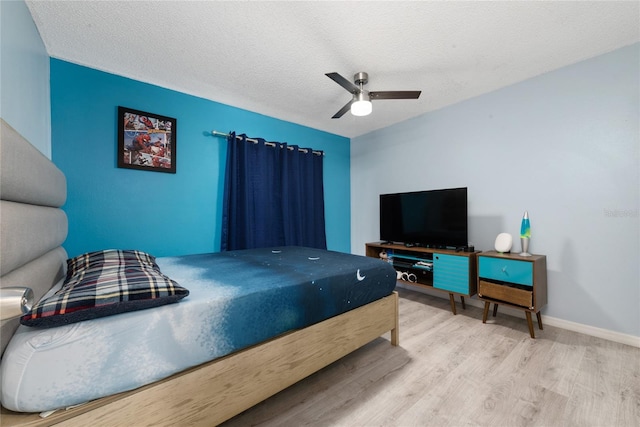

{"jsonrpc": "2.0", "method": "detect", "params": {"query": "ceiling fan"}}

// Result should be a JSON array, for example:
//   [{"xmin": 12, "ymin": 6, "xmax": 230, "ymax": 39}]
[{"xmin": 325, "ymin": 72, "xmax": 421, "ymax": 119}]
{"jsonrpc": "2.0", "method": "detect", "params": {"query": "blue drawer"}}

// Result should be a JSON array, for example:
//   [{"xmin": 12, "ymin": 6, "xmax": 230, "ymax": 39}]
[
  {"xmin": 479, "ymin": 256, "xmax": 533, "ymax": 287},
  {"xmin": 433, "ymin": 253, "xmax": 469, "ymax": 294}
]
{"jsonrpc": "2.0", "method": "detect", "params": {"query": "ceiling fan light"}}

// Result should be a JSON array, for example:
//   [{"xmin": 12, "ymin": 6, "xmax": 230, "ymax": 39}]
[
  {"xmin": 351, "ymin": 92, "xmax": 372, "ymax": 116},
  {"xmin": 351, "ymin": 100, "xmax": 372, "ymax": 116}
]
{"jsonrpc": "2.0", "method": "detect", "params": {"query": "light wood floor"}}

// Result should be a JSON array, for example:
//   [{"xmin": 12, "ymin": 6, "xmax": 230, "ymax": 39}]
[{"xmin": 222, "ymin": 287, "xmax": 639, "ymax": 427}]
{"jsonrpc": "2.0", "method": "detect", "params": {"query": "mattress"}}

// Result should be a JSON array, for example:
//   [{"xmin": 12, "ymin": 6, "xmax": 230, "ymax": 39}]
[{"xmin": 0, "ymin": 246, "xmax": 396, "ymax": 413}]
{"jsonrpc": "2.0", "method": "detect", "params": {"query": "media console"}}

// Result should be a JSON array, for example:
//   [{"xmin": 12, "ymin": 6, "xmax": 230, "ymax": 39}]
[{"xmin": 365, "ymin": 242, "xmax": 480, "ymax": 315}]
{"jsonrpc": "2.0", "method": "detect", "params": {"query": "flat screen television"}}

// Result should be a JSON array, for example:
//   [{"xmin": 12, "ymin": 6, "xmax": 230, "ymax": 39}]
[{"xmin": 379, "ymin": 187, "xmax": 468, "ymax": 248}]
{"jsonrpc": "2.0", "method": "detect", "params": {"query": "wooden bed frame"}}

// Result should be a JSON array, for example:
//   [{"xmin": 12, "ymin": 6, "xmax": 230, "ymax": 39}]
[{"xmin": 1, "ymin": 292, "xmax": 398, "ymax": 427}]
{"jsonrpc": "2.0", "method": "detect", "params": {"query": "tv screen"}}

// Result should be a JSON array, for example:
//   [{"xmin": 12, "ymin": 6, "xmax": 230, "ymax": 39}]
[{"xmin": 380, "ymin": 187, "xmax": 468, "ymax": 247}]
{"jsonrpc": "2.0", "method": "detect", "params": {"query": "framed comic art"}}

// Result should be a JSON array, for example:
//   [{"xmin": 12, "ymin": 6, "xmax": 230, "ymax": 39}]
[{"xmin": 117, "ymin": 106, "xmax": 176, "ymax": 173}]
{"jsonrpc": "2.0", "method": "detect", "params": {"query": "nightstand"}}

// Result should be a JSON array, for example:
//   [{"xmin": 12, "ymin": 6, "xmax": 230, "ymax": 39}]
[{"xmin": 477, "ymin": 251, "xmax": 547, "ymax": 338}]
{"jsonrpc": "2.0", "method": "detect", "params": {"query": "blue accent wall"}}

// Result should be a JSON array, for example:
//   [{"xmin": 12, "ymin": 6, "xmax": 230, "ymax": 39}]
[{"xmin": 51, "ymin": 59, "xmax": 350, "ymax": 257}]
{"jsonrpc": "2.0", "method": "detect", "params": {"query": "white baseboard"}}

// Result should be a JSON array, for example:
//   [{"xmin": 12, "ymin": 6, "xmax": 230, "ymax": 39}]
[
  {"xmin": 540, "ymin": 316, "xmax": 640, "ymax": 348},
  {"xmin": 396, "ymin": 282, "xmax": 640, "ymax": 348}
]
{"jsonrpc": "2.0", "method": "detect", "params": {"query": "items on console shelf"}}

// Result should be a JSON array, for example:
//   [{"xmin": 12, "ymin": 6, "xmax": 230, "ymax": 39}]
[
  {"xmin": 379, "ymin": 249, "xmax": 432, "ymax": 280},
  {"xmin": 414, "ymin": 260, "xmax": 434, "ymax": 270},
  {"xmin": 395, "ymin": 270, "xmax": 417, "ymax": 282},
  {"xmin": 389, "ymin": 252, "xmax": 433, "ymax": 271},
  {"xmin": 379, "ymin": 249, "xmax": 433, "ymax": 271}
]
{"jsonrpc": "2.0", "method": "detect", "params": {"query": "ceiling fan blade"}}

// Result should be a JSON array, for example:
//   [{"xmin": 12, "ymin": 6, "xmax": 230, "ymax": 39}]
[
  {"xmin": 370, "ymin": 91, "xmax": 421, "ymax": 100},
  {"xmin": 331, "ymin": 99, "xmax": 354, "ymax": 119},
  {"xmin": 326, "ymin": 72, "xmax": 359, "ymax": 94}
]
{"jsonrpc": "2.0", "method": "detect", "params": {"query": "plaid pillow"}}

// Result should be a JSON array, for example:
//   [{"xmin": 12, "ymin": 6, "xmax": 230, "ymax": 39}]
[
  {"xmin": 66, "ymin": 249, "xmax": 158, "ymax": 279},
  {"xmin": 21, "ymin": 256, "xmax": 188, "ymax": 328},
  {"xmin": 63, "ymin": 262, "xmax": 161, "ymax": 291}
]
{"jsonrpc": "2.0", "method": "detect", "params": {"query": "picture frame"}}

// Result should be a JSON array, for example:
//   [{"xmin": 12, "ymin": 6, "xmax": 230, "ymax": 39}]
[{"xmin": 117, "ymin": 106, "xmax": 176, "ymax": 173}]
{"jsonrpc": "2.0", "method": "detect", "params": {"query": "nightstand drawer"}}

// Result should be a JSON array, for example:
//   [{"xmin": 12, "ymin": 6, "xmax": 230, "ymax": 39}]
[
  {"xmin": 479, "ymin": 257, "xmax": 533, "ymax": 287},
  {"xmin": 479, "ymin": 280, "xmax": 532, "ymax": 308}
]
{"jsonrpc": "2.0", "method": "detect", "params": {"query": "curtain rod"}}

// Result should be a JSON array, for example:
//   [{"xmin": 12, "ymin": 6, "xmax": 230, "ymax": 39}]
[{"xmin": 211, "ymin": 130, "xmax": 324, "ymax": 156}]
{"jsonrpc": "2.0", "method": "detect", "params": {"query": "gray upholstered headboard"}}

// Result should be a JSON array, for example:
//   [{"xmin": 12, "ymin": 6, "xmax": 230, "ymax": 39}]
[{"xmin": 0, "ymin": 119, "xmax": 68, "ymax": 355}]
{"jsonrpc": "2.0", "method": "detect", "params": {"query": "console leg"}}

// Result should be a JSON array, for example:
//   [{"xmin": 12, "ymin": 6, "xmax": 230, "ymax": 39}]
[
  {"xmin": 448, "ymin": 293, "xmax": 457, "ymax": 315},
  {"xmin": 460, "ymin": 296, "xmax": 466, "ymax": 309},
  {"xmin": 525, "ymin": 311, "xmax": 535, "ymax": 338},
  {"xmin": 482, "ymin": 301, "xmax": 490, "ymax": 323},
  {"xmin": 492, "ymin": 303, "xmax": 498, "ymax": 317},
  {"xmin": 536, "ymin": 311, "xmax": 543, "ymax": 330}
]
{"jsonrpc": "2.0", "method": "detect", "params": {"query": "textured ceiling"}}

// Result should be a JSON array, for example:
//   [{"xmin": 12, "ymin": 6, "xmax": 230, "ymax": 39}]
[{"xmin": 26, "ymin": 1, "xmax": 640, "ymax": 138}]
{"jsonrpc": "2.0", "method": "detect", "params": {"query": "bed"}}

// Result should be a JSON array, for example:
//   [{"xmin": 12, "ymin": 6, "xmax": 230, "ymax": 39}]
[{"xmin": 0, "ymin": 119, "xmax": 399, "ymax": 426}]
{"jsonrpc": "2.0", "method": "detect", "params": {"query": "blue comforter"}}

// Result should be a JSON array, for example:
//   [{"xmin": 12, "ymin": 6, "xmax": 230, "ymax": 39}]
[
  {"xmin": 158, "ymin": 246, "xmax": 397, "ymax": 352},
  {"xmin": 1, "ymin": 246, "xmax": 396, "ymax": 412}
]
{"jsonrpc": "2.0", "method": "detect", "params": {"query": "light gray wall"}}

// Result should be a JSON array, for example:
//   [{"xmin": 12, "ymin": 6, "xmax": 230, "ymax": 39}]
[
  {"xmin": 351, "ymin": 43, "xmax": 639, "ymax": 338},
  {"xmin": 0, "ymin": 0, "xmax": 51, "ymax": 157}
]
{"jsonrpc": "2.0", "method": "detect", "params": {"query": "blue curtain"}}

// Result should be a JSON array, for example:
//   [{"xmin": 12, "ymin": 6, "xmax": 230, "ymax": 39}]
[{"xmin": 221, "ymin": 133, "xmax": 327, "ymax": 251}]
